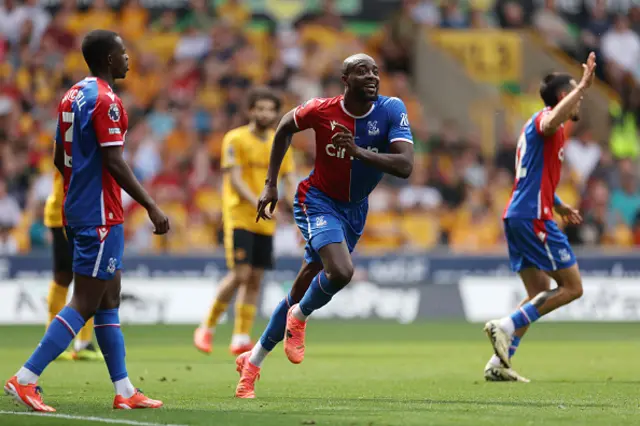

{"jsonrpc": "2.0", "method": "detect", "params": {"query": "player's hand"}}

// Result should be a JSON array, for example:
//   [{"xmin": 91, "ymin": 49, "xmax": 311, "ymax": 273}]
[
  {"xmin": 148, "ymin": 204, "xmax": 170, "ymax": 235},
  {"xmin": 579, "ymin": 52, "xmax": 596, "ymax": 90},
  {"xmin": 555, "ymin": 203, "xmax": 583, "ymax": 225},
  {"xmin": 332, "ymin": 123, "xmax": 359, "ymax": 157},
  {"xmin": 256, "ymin": 184, "xmax": 278, "ymax": 222}
]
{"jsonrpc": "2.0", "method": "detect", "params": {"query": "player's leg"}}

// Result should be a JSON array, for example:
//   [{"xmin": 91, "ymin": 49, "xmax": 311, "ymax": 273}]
[
  {"xmin": 5, "ymin": 226, "xmax": 109, "ymax": 412},
  {"xmin": 485, "ymin": 268, "xmax": 549, "ymax": 382},
  {"xmin": 236, "ymin": 259, "xmax": 322, "ymax": 398},
  {"xmin": 194, "ymin": 228, "xmax": 247, "ymax": 353},
  {"xmin": 485, "ymin": 220, "xmax": 581, "ymax": 366},
  {"xmin": 46, "ymin": 227, "xmax": 74, "ymax": 361},
  {"xmin": 231, "ymin": 232, "xmax": 272, "ymax": 354}
]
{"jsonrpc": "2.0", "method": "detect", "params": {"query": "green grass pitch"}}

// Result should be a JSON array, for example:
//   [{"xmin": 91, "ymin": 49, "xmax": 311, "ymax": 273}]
[{"xmin": 1, "ymin": 322, "xmax": 639, "ymax": 425}]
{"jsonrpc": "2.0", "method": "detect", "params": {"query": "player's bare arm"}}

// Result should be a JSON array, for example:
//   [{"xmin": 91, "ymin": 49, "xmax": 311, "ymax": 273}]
[
  {"xmin": 332, "ymin": 123, "xmax": 413, "ymax": 179},
  {"xmin": 257, "ymin": 110, "xmax": 299, "ymax": 222},
  {"xmin": 228, "ymin": 166, "xmax": 259, "ymax": 208},
  {"xmin": 102, "ymin": 146, "xmax": 170, "ymax": 234},
  {"xmin": 539, "ymin": 52, "xmax": 596, "ymax": 136}
]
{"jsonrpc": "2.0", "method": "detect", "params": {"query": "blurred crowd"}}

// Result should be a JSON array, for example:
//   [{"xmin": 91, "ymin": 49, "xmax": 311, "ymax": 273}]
[{"xmin": 0, "ymin": 0, "xmax": 639, "ymax": 256}]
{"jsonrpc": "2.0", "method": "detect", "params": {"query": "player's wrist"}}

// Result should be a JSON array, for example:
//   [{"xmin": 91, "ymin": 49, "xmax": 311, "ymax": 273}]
[{"xmin": 264, "ymin": 178, "xmax": 278, "ymax": 188}]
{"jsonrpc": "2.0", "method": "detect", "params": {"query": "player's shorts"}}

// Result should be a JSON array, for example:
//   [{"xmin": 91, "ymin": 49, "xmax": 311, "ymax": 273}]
[
  {"xmin": 65, "ymin": 224, "xmax": 124, "ymax": 280},
  {"xmin": 293, "ymin": 185, "xmax": 368, "ymax": 265},
  {"xmin": 224, "ymin": 228, "xmax": 274, "ymax": 270},
  {"xmin": 50, "ymin": 227, "xmax": 72, "ymax": 274},
  {"xmin": 504, "ymin": 218, "xmax": 576, "ymax": 273}
]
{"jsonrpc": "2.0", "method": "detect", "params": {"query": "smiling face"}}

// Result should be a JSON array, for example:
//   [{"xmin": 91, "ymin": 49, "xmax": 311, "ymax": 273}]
[{"xmin": 342, "ymin": 55, "xmax": 380, "ymax": 102}]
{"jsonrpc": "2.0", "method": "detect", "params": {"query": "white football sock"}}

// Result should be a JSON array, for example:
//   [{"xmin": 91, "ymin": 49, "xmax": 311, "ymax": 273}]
[
  {"xmin": 231, "ymin": 334, "xmax": 251, "ymax": 347},
  {"xmin": 74, "ymin": 339, "xmax": 91, "ymax": 352},
  {"xmin": 16, "ymin": 367, "xmax": 39, "ymax": 385},
  {"xmin": 248, "ymin": 341, "xmax": 269, "ymax": 367},
  {"xmin": 113, "ymin": 377, "xmax": 136, "ymax": 398},
  {"xmin": 292, "ymin": 305, "xmax": 308, "ymax": 321},
  {"xmin": 499, "ymin": 316, "xmax": 516, "ymax": 335},
  {"xmin": 488, "ymin": 355, "xmax": 503, "ymax": 367}
]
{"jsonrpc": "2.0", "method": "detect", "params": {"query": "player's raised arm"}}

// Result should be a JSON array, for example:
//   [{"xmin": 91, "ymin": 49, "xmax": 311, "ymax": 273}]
[
  {"xmin": 538, "ymin": 52, "xmax": 596, "ymax": 136},
  {"xmin": 256, "ymin": 109, "xmax": 300, "ymax": 221}
]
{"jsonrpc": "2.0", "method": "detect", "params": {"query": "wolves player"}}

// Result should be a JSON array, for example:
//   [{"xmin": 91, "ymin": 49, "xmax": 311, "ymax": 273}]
[
  {"xmin": 234, "ymin": 53, "xmax": 414, "ymax": 398},
  {"xmin": 483, "ymin": 53, "xmax": 596, "ymax": 381},
  {"xmin": 194, "ymin": 88, "xmax": 297, "ymax": 356},
  {"xmin": 4, "ymin": 30, "xmax": 169, "ymax": 412},
  {"xmin": 44, "ymin": 168, "xmax": 103, "ymax": 361}
]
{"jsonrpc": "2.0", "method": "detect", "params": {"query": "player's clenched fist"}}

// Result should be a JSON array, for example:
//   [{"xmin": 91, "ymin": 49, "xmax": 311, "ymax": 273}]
[
  {"xmin": 256, "ymin": 184, "xmax": 278, "ymax": 222},
  {"xmin": 331, "ymin": 123, "xmax": 358, "ymax": 156},
  {"xmin": 147, "ymin": 204, "xmax": 170, "ymax": 235}
]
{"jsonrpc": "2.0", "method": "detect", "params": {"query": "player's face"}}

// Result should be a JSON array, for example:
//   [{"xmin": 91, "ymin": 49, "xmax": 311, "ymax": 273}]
[
  {"xmin": 250, "ymin": 99, "xmax": 279, "ymax": 129},
  {"xmin": 109, "ymin": 36, "xmax": 129, "ymax": 80},
  {"xmin": 346, "ymin": 60, "xmax": 380, "ymax": 102}
]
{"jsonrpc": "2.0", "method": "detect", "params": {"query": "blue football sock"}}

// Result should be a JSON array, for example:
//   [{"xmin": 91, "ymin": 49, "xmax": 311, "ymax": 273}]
[
  {"xmin": 509, "ymin": 302, "xmax": 541, "ymax": 330},
  {"xmin": 24, "ymin": 306, "xmax": 86, "ymax": 375},
  {"xmin": 94, "ymin": 309, "xmax": 128, "ymax": 382},
  {"xmin": 259, "ymin": 293, "xmax": 294, "ymax": 352},
  {"xmin": 509, "ymin": 335, "xmax": 521, "ymax": 359},
  {"xmin": 299, "ymin": 271, "xmax": 343, "ymax": 316}
]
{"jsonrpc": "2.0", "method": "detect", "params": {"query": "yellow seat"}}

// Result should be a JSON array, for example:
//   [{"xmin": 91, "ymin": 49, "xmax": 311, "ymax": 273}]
[{"xmin": 400, "ymin": 212, "xmax": 439, "ymax": 249}]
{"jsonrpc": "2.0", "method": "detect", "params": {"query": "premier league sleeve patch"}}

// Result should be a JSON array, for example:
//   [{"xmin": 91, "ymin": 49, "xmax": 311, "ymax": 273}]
[{"xmin": 108, "ymin": 103, "xmax": 121, "ymax": 122}]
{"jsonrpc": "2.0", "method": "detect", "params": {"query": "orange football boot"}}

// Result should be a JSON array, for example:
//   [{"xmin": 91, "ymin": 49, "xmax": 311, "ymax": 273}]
[
  {"xmin": 4, "ymin": 376, "xmax": 56, "ymax": 412},
  {"xmin": 113, "ymin": 389, "xmax": 163, "ymax": 409},
  {"xmin": 235, "ymin": 351, "xmax": 260, "ymax": 399},
  {"xmin": 284, "ymin": 304, "xmax": 307, "ymax": 364},
  {"xmin": 229, "ymin": 341, "xmax": 254, "ymax": 356},
  {"xmin": 193, "ymin": 327, "xmax": 213, "ymax": 354}
]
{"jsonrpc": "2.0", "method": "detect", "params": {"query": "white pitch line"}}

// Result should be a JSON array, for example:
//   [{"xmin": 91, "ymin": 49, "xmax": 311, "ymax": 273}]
[{"xmin": 0, "ymin": 410, "xmax": 188, "ymax": 426}]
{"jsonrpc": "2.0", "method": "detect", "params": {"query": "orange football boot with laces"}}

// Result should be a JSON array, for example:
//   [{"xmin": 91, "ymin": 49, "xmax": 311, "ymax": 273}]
[
  {"xmin": 4, "ymin": 376, "xmax": 56, "ymax": 412},
  {"xmin": 284, "ymin": 304, "xmax": 307, "ymax": 364},
  {"xmin": 113, "ymin": 389, "xmax": 163, "ymax": 409},
  {"xmin": 235, "ymin": 351, "xmax": 260, "ymax": 399},
  {"xmin": 193, "ymin": 327, "xmax": 213, "ymax": 354}
]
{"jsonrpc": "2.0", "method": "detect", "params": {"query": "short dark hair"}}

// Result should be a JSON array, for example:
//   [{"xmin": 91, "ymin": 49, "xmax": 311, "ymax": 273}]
[
  {"xmin": 539, "ymin": 72, "xmax": 574, "ymax": 107},
  {"xmin": 247, "ymin": 87, "xmax": 281, "ymax": 111},
  {"xmin": 81, "ymin": 30, "xmax": 120, "ymax": 73}
]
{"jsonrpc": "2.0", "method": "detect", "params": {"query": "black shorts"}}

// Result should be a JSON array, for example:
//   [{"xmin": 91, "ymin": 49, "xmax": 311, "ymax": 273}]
[
  {"xmin": 51, "ymin": 227, "xmax": 72, "ymax": 274},
  {"xmin": 225, "ymin": 228, "xmax": 274, "ymax": 270}
]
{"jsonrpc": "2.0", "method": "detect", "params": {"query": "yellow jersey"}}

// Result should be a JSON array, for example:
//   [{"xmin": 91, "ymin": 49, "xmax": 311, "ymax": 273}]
[
  {"xmin": 44, "ymin": 171, "xmax": 64, "ymax": 228},
  {"xmin": 221, "ymin": 125, "xmax": 295, "ymax": 236}
]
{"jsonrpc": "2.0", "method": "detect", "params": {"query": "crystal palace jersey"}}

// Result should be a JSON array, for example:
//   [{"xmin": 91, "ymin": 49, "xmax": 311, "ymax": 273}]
[
  {"xmin": 55, "ymin": 77, "xmax": 129, "ymax": 227},
  {"xmin": 504, "ymin": 108, "xmax": 566, "ymax": 221},
  {"xmin": 293, "ymin": 95, "xmax": 413, "ymax": 203}
]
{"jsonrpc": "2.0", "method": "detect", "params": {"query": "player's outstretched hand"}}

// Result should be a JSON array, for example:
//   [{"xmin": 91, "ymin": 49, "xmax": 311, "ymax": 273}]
[
  {"xmin": 579, "ymin": 52, "xmax": 596, "ymax": 90},
  {"xmin": 256, "ymin": 184, "xmax": 278, "ymax": 222},
  {"xmin": 332, "ymin": 123, "xmax": 358, "ymax": 156},
  {"xmin": 148, "ymin": 204, "xmax": 170, "ymax": 235},
  {"xmin": 555, "ymin": 203, "xmax": 583, "ymax": 225}
]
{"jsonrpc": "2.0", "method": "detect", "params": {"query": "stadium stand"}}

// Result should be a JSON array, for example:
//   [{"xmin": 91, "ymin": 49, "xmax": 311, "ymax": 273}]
[{"xmin": 0, "ymin": 0, "xmax": 639, "ymax": 256}]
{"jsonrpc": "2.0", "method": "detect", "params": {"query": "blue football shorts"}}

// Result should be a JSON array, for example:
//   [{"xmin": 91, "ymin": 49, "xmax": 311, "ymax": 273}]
[
  {"xmin": 504, "ymin": 218, "xmax": 576, "ymax": 273},
  {"xmin": 65, "ymin": 224, "xmax": 124, "ymax": 280},
  {"xmin": 293, "ymin": 185, "xmax": 368, "ymax": 265}
]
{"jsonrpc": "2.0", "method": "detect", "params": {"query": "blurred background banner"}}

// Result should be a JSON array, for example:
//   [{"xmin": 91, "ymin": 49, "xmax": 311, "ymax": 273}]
[{"xmin": 2, "ymin": 253, "xmax": 640, "ymax": 324}]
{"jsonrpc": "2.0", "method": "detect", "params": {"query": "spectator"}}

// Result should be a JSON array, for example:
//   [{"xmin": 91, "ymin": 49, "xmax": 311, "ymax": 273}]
[
  {"xmin": 566, "ymin": 179, "xmax": 611, "ymax": 245},
  {"xmin": 440, "ymin": 1, "xmax": 467, "ymax": 29},
  {"xmin": 498, "ymin": 1, "xmax": 526, "ymax": 29},
  {"xmin": 410, "ymin": 0, "xmax": 441, "ymax": 27},
  {"xmin": 610, "ymin": 169, "xmax": 640, "ymax": 227},
  {"xmin": 581, "ymin": 1, "xmax": 609, "ymax": 78},
  {"xmin": 532, "ymin": 0, "xmax": 578, "ymax": 56},
  {"xmin": 565, "ymin": 128, "xmax": 602, "ymax": 186},
  {"xmin": 0, "ymin": 179, "xmax": 20, "ymax": 254},
  {"xmin": 601, "ymin": 15, "xmax": 640, "ymax": 89},
  {"xmin": 29, "ymin": 201, "xmax": 49, "ymax": 250}
]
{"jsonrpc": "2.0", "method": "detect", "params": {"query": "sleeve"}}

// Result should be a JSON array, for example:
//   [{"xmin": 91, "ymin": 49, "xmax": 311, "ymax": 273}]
[
  {"xmin": 293, "ymin": 98, "xmax": 322, "ymax": 131},
  {"xmin": 92, "ymin": 95, "xmax": 125, "ymax": 147},
  {"xmin": 221, "ymin": 131, "xmax": 242, "ymax": 169},
  {"xmin": 387, "ymin": 97, "xmax": 414, "ymax": 144},
  {"xmin": 280, "ymin": 148, "xmax": 295, "ymax": 175},
  {"xmin": 533, "ymin": 110, "xmax": 550, "ymax": 135}
]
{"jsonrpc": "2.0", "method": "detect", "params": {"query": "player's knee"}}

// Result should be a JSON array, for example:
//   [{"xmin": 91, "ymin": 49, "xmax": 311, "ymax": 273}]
[
  {"xmin": 569, "ymin": 281, "xmax": 583, "ymax": 301},
  {"xmin": 325, "ymin": 263, "xmax": 354, "ymax": 287}
]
